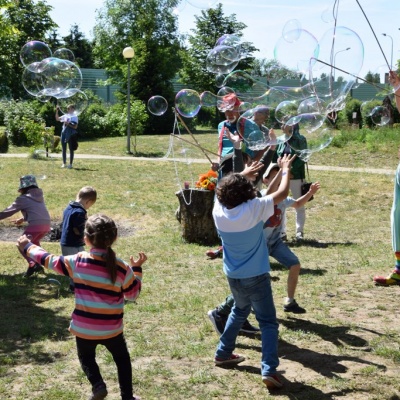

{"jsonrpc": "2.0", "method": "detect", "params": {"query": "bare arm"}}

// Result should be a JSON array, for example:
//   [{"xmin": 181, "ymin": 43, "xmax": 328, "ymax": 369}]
[
  {"xmin": 270, "ymin": 154, "xmax": 296, "ymax": 204},
  {"xmin": 292, "ymin": 182, "xmax": 320, "ymax": 208}
]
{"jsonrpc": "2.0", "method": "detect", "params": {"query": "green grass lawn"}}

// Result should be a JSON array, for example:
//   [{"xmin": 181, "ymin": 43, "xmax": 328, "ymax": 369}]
[{"xmin": 1, "ymin": 134, "xmax": 400, "ymax": 399}]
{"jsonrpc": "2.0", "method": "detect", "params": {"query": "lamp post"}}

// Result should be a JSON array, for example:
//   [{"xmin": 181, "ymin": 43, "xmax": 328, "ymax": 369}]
[
  {"xmin": 333, "ymin": 47, "xmax": 350, "ymax": 81},
  {"xmin": 122, "ymin": 46, "xmax": 135, "ymax": 154},
  {"xmin": 382, "ymin": 33, "xmax": 393, "ymax": 70}
]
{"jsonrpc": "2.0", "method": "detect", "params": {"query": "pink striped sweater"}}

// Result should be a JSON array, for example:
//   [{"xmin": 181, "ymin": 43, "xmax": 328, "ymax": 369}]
[{"xmin": 24, "ymin": 243, "xmax": 142, "ymax": 340}]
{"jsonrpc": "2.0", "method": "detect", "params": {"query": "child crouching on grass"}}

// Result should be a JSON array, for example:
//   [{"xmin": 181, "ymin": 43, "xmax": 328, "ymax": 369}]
[
  {"xmin": 17, "ymin": 213, "xmax": 146, "ymax": 400},
  {"xmin": 0, "ymin": 175, "xmax": 50, "ymax": 277}
]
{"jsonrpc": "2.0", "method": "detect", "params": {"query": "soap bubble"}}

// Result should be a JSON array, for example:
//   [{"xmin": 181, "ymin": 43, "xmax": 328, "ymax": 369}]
[
  {"xmin": 206, "ymin": 45, "xmax": 239, "ymax": 74},
  {"xmin": 187, "ymin": 0, "xmax": 218, "ymax": 9},
  {"xmin": 370, "ymin": 106, "xmax": 390, "ymax": 126},
  {"xmin": 282, "ymin": 19, "xmax": 302, "ymax": 43},
  {"xmin": 148, "ymin": 95, "xmax": 168, "ymax": 116},
  {"xmin": 175, "ymin": 89, "xmax": 201, "ymax": 118},
  {"xmin": 275, "ymin": 100, "xmax": 299, "ymax": 124},
  {"xmin": 274, "ymin": 29, "xmax": 319, "ymax": 76},
  {"xmin": 53, "ymin": 48, "xmax": 75, "ymax": 62},
  {"xmin": 20, "ymin": 40, "xmax": 52, "ymax": 67},
  {"xmin": 56, "ymin": 89, "xmax": 88, "ymax": 116}
]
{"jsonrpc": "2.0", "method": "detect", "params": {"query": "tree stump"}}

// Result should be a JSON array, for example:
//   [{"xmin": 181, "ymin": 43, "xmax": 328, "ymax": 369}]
[{"xmin": 175, "ymin": 189, "xmax": 219, "ymax": 245}]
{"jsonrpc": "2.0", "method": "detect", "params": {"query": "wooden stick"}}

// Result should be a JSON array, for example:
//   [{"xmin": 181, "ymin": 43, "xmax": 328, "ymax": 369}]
[
  {"xmin": 174, "ymin": 111, "xmax": 215, "ymax": 164},
  {"xmin": 170, "ymin": 134, "xmax": 219, "ymax": 158}
]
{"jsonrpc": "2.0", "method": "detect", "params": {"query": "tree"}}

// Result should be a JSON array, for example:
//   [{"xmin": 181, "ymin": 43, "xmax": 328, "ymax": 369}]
[
  {"xmin": 62, "ymin": 24, "xmax": 94, "ymax": 68},
  {"xmin": 92, "ymin": 0, "xmax": 182, "ymax": 134},
  {"xmin": 179, "ymin": 3, "xmax": 257, "ymax": 95},
  {"xmin": 251, "ymin": 58, "xmax": 301, "ymax": 83},
  {"xmin": 0, "ymin": 0, "xmax": 57, "ymax": 99},
  {"xmin": 364, "ymin": 71, "xmax": 381, "ymax": 84}
]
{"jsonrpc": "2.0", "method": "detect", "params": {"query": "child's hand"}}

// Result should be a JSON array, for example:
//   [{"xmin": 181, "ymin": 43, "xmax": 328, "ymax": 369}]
[
  {"xmin": 13, "ymin": 217, "xmax": 24, "ymax": 226},
  {"xmin": 16, "ymin": 234, "xmax": 31, "ymax": 252},
  {"xmin": 241, "ymin": 161, "xmax": 264, "ymax": 181},
  {"xmin": 280, "ymin": 153, "xmax": 296, "ymax": 170},
  {"xmin": 130, "ymin": 252, "xmax": 147, "ymax": 267},
  {"xmin": 309, "ymin": 182, "xmax": 321, "ymax": 194}
]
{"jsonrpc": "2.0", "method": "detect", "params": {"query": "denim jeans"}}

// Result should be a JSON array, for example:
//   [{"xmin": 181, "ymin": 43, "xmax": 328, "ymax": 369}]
[{"xmin": 215, "ymin": 273, "xmax": 279, "ymax": 377}]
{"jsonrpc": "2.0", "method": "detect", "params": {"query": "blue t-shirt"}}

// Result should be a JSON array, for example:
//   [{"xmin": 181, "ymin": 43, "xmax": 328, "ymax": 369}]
[
  {"xmin": 60, "ymin": 201, "xmax": 87, "ymax": 247},
  {"xmin": 218, "ymin": 118, "xmax": 258, "ymax": 159},
  {"xmin": 213, "ymin": 196, "xmax": 274, "ymax": 279}
]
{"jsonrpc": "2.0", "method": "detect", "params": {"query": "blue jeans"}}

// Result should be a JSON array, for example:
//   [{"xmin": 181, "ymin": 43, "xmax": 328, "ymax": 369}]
[{"xmin": 215, "ymin": 273, "xmax": 279, "ymax": 377}]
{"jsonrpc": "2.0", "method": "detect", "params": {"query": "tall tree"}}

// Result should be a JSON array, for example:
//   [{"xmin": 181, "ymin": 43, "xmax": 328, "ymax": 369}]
[
  {"xmin": 0, "ymin": 0, "xmax": 57, "ymax": 98},
  {"xmin": 92, "ymin": 0, "xmax": 182, "ymax": 133},
  {"xmin": 62, "ymin": 24, "xmax": 94, "ymax": 68},
  {"xmin": 178, "ymin": 3, "xmax": 258, "ymax": 94}
]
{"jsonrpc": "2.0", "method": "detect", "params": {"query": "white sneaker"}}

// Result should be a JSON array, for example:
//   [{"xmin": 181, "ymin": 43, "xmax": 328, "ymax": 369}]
[
  {"xmin": 61, "ymin": 164, "xmax": 66, "ymax": 168},
  {"xmin": 296, "ymin": 232, "xmax": 304, "ymax": 241},
  {"xmin": 67, "ymin": 164, "xmax": 73, "ymax": 169}
]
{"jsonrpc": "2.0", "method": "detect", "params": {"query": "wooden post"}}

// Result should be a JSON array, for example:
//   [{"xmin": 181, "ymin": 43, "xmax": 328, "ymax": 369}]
[{"xmin": 175, "ymin": 189, "xmax": 219, "ymax": 245}]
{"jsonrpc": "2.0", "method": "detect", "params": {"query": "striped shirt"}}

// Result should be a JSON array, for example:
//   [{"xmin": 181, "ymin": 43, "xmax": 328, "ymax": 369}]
[{"xmin": 24, "ymin": 244, "xmax": 142, "ymax": 340}]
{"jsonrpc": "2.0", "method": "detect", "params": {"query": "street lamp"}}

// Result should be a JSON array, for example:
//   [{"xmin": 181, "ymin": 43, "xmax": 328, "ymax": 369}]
[
  {"xmin": 122, "ymin": 46, "xmax": 135, "ymax": 154},
  {"xmin": 333, "ymin": 47, "xmax": 350, "ymax": 81},
  {"xmin": 382, "ymin": 33, "xmax": 393, "ymax": 70}
]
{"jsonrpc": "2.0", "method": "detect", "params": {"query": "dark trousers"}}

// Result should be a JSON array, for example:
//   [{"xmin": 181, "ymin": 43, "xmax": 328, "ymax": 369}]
[{"xmin": 76, "ymin": 333, "xmax": 133, "ymax": 400}]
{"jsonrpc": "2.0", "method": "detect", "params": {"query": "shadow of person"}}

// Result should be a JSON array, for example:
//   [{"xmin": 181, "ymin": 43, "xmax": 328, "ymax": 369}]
[{"xmin": 280, "ymin": 317, "xmax": 379, "ymax": 349}]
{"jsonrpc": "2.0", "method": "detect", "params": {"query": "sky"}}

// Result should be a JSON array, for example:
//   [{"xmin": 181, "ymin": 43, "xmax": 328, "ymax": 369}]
[{"xmin": 48, "ymin": 0, "xmax": 400, "ymax": 80}]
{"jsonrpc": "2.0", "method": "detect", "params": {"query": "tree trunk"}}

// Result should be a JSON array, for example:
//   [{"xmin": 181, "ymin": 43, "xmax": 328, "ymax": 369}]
[{"xmin": 175, "ymin": 189, "xmax": 219, "ymax": 246}]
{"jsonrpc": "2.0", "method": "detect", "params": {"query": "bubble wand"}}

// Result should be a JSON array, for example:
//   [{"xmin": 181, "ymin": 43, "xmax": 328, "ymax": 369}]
[
  {"xmin": 355, "ymin": 0, "xmax": 391, "ymax": 70},
  {"xmin": 173, "ymin": 108, "xmax": 214, "ymax": 164},
  {"xmin": 170, "ymin": 133, "xmax": 219, "ymax": 158}
]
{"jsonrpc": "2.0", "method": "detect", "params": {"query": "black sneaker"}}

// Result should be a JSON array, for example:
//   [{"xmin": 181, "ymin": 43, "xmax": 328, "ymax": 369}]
[
  {"xmin": 23, "ymin": 264, "xmax": 44, "ymax": 278},
  {"xmin": 89, "ymin": 382, "xmax": 108, "ymax": 400},
  {"xmin": 240, "ymin": 319, "xmax": 260, "ymax": 334},
  {"xmin": 284, "ymin": 299, "xmax": 306, "ymax": 314},
  {"xmin": 207, "ymin": 309, "xmax": 227, "ymax": 335}
]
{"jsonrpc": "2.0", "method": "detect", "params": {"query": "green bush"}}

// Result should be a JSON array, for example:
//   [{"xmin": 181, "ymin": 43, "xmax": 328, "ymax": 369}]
[{"xmin": 4, "ymin": 100, "xmax": 45, "ymax": 146}]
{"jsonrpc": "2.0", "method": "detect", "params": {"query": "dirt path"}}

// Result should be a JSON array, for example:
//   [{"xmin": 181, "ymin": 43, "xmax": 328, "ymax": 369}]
[{"xmin": 0, "ymin": 153, "xmax": 396, "ymax": 175}]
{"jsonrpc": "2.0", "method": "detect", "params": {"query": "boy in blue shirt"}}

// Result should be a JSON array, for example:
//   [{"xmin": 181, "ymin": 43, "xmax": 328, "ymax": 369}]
[
  {"xmin": 212, "ymin": 154, "xmax": 294, "ymax": 389},
  {"xmin": 60, "ymin": 186, "xmax": 97, "ymax": 292}
]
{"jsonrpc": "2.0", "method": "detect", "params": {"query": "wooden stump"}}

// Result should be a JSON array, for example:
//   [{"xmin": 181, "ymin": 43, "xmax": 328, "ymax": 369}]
[{"xmin": 175, "ymin": 189, "xmax": 219, "ymax": 245}]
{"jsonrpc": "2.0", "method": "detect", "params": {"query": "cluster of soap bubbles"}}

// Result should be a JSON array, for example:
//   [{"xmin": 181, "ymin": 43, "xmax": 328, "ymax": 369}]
[
  {"xmin": 147, "ymin": 9, "xmax": 395, "ymax": 162},
  {"xmin": 20, "ymin": 40, "xmax": 88, "ymax": 116}
]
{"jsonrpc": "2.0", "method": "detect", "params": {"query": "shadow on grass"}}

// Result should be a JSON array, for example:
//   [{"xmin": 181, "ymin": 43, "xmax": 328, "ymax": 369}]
[
  {"xmin": 234, "ymin": 334, "xmax": 386, "ymax": 399},
  {"xmin": 131, "ymin": 151, "xmax": 166, "ymax": 158},
  {"xmin": 0, "ymin": 271, "xmax": 71, "ymax": 366},
  {"xmin": 270, "ymin": 262, "xmax": 326, "ymax": 276},
  {"xmin": 288, "ymin": 239, "xmax": 355, "ymax": 248},
  {"xmin": 281, "ymin": 317, "xmax": 380, "ymax": 349}
]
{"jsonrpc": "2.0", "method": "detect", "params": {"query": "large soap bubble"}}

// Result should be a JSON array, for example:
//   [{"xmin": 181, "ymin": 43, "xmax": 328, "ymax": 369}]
[
  {"xmin": 275, "ymin": 100, "xmax": 300, "ymax": 124},
  {"xmin": 290, "ymin": 127, "xmax": 333, "ymax": 162},
  {"xmin": 370, "ymin": 106, "xmax": 390, "ymax": 126},
  {"xmin": 282, "ymin": 19, "xmax": 302, "ymax": 43},
  {"xmin": 148, "ymin": 95, "xmax": 168, "ymax": 116},
  {"xmin": 187, "ymin": 0, "xmax": 218, "ymax": 9},
  {"xmin": 38, "ymin": 58, "xmax": 76, "ymax": 96},
  {"xmin": 54, "ymin": 48, "xmax": 75, "ymax": 62},
  {"xmin": 308, "ymin": 26, "xmax": 364, "ymax": 114},
  {"xmin": 206, "ymin": 45, "xmax": 239, "ymax": 74},
  {"xmin": 274, "ymin": 29, "xmax": 319, "ymax": 76},
  {"xmin": 56, "ymin": 89, "xmax": 88, "ymax": 116},
  {"xmin": 175, "ymin": 89, "xmax": 201, "ymax": 118},
  {"xmin": 20, "ymin": 40, "xmax": 52, "ymax": 68}
]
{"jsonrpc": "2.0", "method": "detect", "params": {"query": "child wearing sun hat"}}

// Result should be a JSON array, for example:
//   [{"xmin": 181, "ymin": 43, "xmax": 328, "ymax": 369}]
[{"xmin": 0, "ymin": 175, "xmax": 51, "ymax": 277}]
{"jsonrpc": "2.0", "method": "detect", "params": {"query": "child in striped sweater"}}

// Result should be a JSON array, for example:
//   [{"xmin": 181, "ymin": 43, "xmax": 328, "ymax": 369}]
[{"xmin": 17, "ymin": 213, "xmax": 146, "ymax": 400}]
